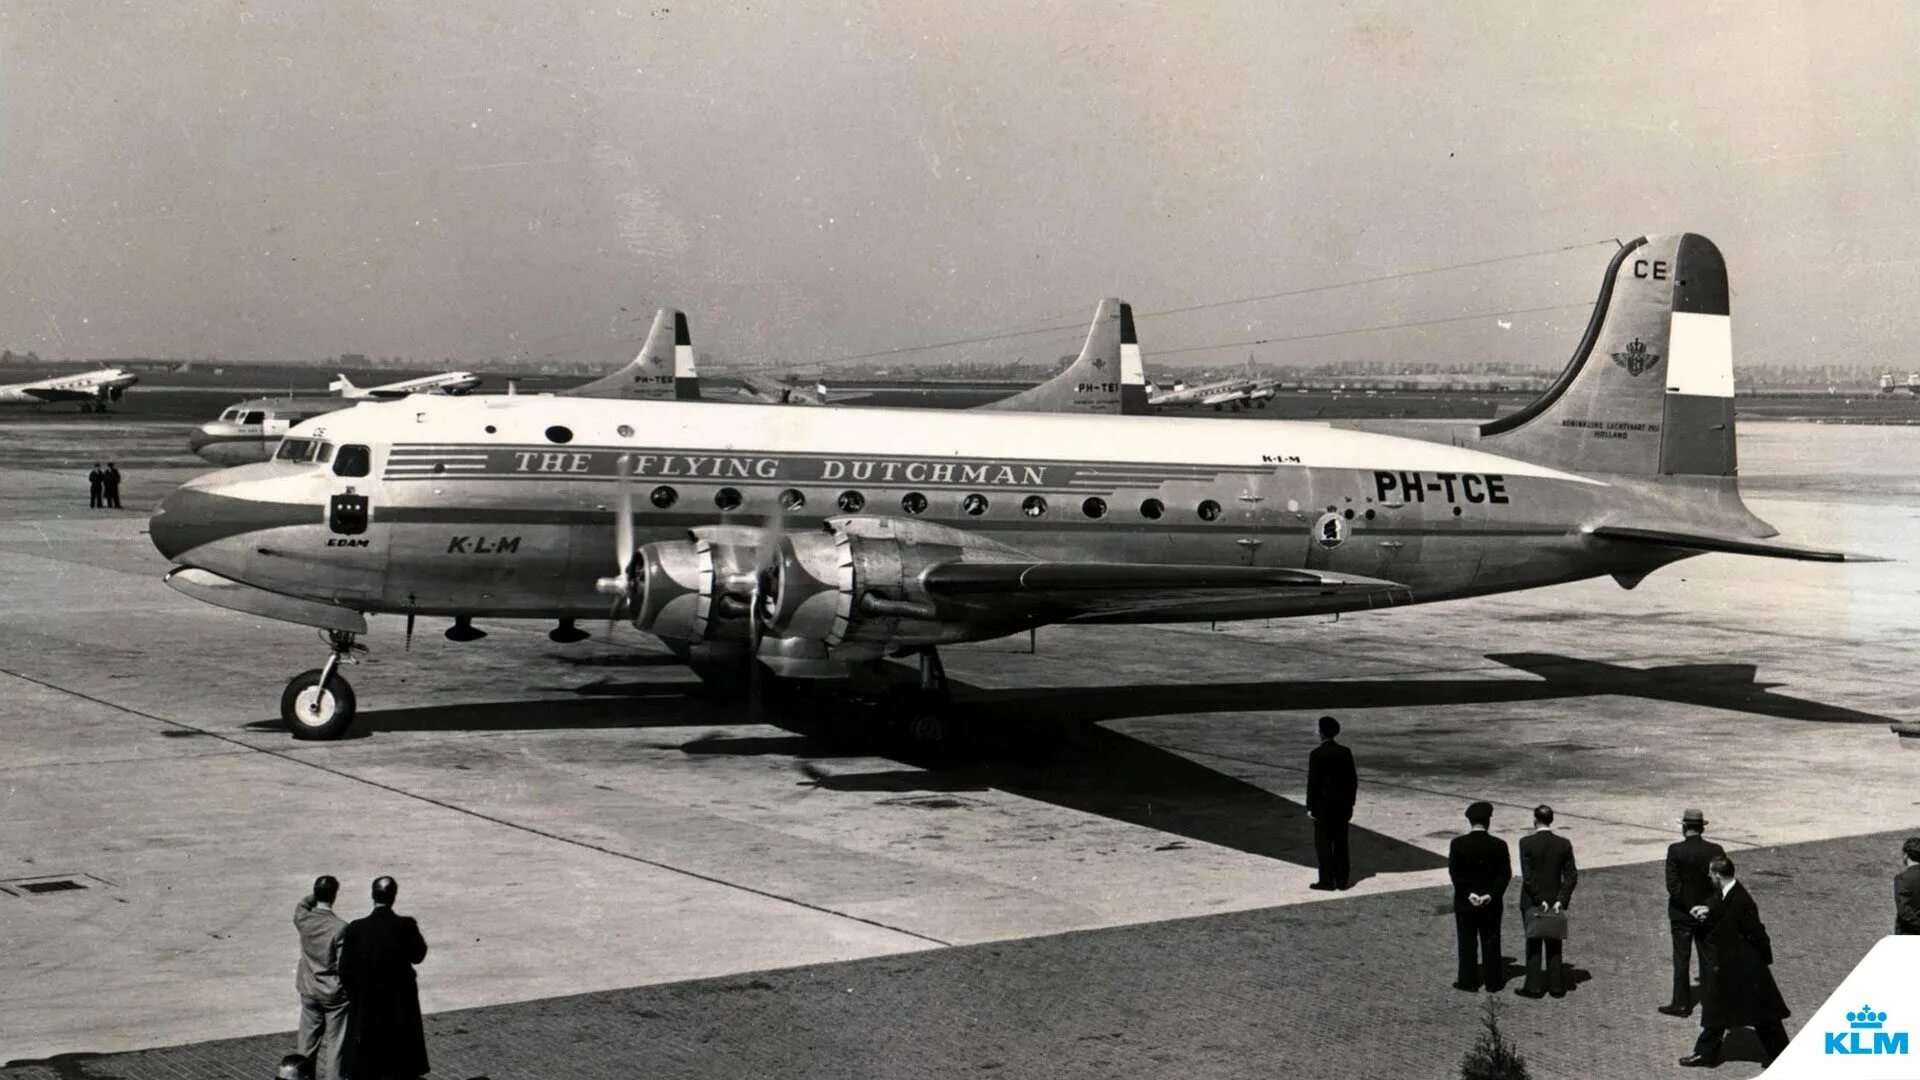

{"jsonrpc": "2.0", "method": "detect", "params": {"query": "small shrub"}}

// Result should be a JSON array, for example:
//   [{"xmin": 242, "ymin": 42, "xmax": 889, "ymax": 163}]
[{"xmin": 1460, "ymin": 996, "xmax": 1530, "ymax": 1080}]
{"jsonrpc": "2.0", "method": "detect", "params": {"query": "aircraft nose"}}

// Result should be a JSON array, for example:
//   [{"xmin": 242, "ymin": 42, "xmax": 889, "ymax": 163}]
[
  {"xmin": 186, "ymin": 425, "xmax": 217, "ymax": 454},
  {"xmin": 150, "ymin": 474, "xmax": 313, "ymax": 563}
]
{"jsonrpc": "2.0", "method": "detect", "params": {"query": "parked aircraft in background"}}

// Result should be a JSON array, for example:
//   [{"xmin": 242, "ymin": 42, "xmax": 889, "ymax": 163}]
[
  {"xmin": 594, "ymin": 298, "xmax": 1149, "ymax": 415},
  {"xmin": 0, "ymin": 367, "xmax": 140, "ymax": 411},
  {"xmin": 1876, "ymin": 373, "xmax": 1919, "ymax": 395},
  {"xmin": 150, "ymin": 233, "xmax": 1869, "ymax": 746},
  {"xmin": 189, "ymin": 397, "xmax": 348, "ymax": 465},
  {"xmin": 330, "ymin": 370, "xmax": 482, "ymax": 399},
  {"xmin": 1146, "ymin": 358, "xmax": 1280, "ymax": 411}
]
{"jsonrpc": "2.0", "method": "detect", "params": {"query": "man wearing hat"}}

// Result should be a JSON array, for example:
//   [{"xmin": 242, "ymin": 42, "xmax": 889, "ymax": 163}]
[
  {"xmin": 1660, "ymin": 809, "xmax": 1726, "ymax": 1017},
  {"xmin": 1448, "ymin": 800, "xmax": 1512, "ymax": 992}
]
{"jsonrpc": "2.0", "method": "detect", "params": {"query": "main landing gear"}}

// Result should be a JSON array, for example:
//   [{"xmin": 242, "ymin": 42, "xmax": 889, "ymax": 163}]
[
  {"xmin": 883, "ymin": 646, "xmax": 958, "ymax": 749},
  {"xmin": 281, "ymin": 630, "xmax": 363, "ymax": 740}
]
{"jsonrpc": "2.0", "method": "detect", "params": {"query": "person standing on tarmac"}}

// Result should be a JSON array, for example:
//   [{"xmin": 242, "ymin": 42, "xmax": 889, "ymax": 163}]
[
  {"xmin": 1660, "ymin": 809, "xmax": 1725, "ymax": 1017},
  {"xmin": 104, "ymin": 462, "xmax": 122, "ymax": 508},
  {"xmin": 87, "ymin": 463, "xmax": 103, "ymax": 509},
  {"xmin": 1306, "ymin": 715, "xmax": 1358, "ymax": 891}
]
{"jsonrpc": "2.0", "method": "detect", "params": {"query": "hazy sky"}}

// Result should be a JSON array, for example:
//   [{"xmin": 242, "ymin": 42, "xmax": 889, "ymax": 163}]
[{"xmin": 2, "ymin": 2, "xmax": 1915, "ymax": 372}]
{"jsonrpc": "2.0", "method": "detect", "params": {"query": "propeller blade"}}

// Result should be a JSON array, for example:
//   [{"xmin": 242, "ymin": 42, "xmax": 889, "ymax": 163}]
[
  {"xmin": 746, "ymin": 571, "xmax": 766, "ymax": 725},
  {"xmin": 614, "ymin": 453, "xmax": 635, "ymax": 576}
]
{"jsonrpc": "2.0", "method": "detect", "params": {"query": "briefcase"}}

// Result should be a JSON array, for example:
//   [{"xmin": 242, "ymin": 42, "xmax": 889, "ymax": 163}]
[{"xmin": 1524, "ymin": 909, "xmax": 1569, "ymax": 941}]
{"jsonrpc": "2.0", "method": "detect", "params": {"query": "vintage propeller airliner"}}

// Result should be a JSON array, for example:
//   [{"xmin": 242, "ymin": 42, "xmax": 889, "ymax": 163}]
[{"xmin": 150, "ymin": 234, "xmax": 1864, "ymax": 741}]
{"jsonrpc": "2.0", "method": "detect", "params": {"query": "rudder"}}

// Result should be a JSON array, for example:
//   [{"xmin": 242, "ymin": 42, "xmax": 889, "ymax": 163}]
[{"xmin": 1477, "ymin": 234, "xmax": 1735, "ymax": 477}]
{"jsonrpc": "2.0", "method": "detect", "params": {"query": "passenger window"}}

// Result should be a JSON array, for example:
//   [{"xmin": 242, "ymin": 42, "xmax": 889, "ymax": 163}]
[
  {"xmin": 1081, "ymin": 497, "xmax": 1107, "ymax": 519},
  {"xmin": 900, "ymin": 492, "xmax": 928, "ymax": 515},
  {"xmin": 714, "ymin": 487, "xmax": 742, "ymax": 511},
  {"xmin": 1196, "ymin": 499, "xmax": 1222, "ymax": 521},
  {"xmin": 777, "ymin": 488, "xmax": 805, "ymax": 511},
  {"xmin": 962, "ymin": 493, "xmax": 988, "ymax": 516},
  {"xmin": 333, "ymin": 444, "xmax": 372, "ymax": 478},
  {"xmin": 1022, "ymin": 495, "xmax": 1048, "ymax": 518},
  {"xmin": 651, "ymin": 486, "xmax": 678, "ymax": 509},
  {"xmin": 837, "ymin": 490, "xmax": 865, "ymax": 513},
  {"xmin": 1139, "ymin": 498, "xmax": 1164, "ymax": 520}
]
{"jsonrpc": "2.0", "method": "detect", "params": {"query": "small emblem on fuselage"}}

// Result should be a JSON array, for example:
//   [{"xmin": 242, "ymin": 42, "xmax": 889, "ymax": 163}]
[
  {"xmin": 1610, "ymin": 337, "xmax": 1662, "ymax": 377},
  {"xmin": 1314, "ymin": 512, "xmax": 1347, "ymax": 550}
]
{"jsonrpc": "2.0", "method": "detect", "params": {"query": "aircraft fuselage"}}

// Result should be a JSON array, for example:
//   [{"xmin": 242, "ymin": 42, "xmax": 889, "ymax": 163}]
[{"xmin": 152, "ymin": 396, "xmax": 1667, "ymax": 628}]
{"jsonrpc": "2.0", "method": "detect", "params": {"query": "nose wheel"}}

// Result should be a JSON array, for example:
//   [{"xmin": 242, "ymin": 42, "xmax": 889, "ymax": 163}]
[{"xmin": 280, "ymin": 630, "xmax": 362, "ymax": 739}]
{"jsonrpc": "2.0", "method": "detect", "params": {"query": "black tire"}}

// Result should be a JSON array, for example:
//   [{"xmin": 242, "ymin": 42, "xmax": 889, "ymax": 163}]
[{"xmin": 281, "ymin": 668, "xmax": 357, "ymax": 739}]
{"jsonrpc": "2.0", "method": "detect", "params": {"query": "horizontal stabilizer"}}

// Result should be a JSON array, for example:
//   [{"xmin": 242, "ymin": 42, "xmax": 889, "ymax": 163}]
[{"xmin": 1588, "ymin": 525, "xmax": 1882, "ymax": 563}]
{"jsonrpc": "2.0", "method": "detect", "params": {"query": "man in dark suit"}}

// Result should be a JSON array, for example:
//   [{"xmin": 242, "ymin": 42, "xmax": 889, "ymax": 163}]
[
  {"xmin": 1895, "ymin": 837, "xmax": 1920, "ymax": 935},
  {"xmin": 339, "ymin": 876, "xmax": 430, "ymax": 1080},
  {"xmin": 1660, "ymin": 808, "xmax": 1726, "ymax": 1017},
  {"xmin": 104, "ymin": 462, "xmax": 122, "ymax": 509},
  {"xmin": 1449, "ymin": 800, "xmax": 1512, "ymax": 992},
  {"xmin": 1680, "ymin": 855, "xmax": 1791, "ymax": 1068},
  {"xmin": 294, "ymin": 875, "xmax": 350, "ymax": 1080},
  {"xmin": 1305, "ymin": 715, "xmax": 1357, "ymax": 890},
  {"xmin": 1515, "ymin": 804, "xmax": 1577, "ymax": 998},
  {"xmin": 87, "ymin": 464, "xmax": 103, "ymax": 509}
]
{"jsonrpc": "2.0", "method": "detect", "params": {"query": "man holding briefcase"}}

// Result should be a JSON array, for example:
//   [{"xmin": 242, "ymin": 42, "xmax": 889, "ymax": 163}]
[{"xmin": 1516, "ymin": 804, "xmax": 1578, "ymax": 999}]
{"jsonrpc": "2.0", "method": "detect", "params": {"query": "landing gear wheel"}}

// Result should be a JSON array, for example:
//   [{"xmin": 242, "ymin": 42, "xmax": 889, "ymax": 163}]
[
  {"xmin": 908, "ymin": 707, "xmax": 950, "ymax": 747},
  {"xmin": 281, "ymin": 668, "xmax": 357, "ymax": 739}
]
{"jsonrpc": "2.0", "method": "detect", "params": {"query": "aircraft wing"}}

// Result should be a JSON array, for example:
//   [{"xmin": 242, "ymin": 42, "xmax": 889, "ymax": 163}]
[
  {"xmin": 920, "ymin": 561, "xmax": 1412, "ymax": 620},
  {"xmin": 19, "ymin": 386, "xmax": 99, "ymax": 403},
  {"xmin": 1588, "ymin": 525, "xmax": 1884, "ymax": 563}
]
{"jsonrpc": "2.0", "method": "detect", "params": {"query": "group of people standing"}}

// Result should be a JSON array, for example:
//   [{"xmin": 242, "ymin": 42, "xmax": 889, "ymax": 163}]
[
  {"xmin": 1446, "ymin": 802, "xmax": 1787, "ymax": 1066},
  {"xmin": 86, "ymin": 462, "xmax": 122, "ymax": 508},
  {"xmin": 1309, "ymin": 715, "xmax": 1918, "ymax": 1071},
  {"xmin": 289, "ymin": 875, "xmax": 431, "ymax": 1080}
]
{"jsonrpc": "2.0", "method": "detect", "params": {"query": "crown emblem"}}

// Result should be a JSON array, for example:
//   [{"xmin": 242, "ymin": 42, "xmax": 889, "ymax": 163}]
[
  {"xmin": 1090, "ymin": 356, "xmax": 1106, "ymax": 369},
  {"xmin": 1848, "ymin": 1007, "xmax": 1889, "ymax": 1030},
  {"xmin": 1610, "ymin": 337, "xmax": 1661, "ymax": 377}
]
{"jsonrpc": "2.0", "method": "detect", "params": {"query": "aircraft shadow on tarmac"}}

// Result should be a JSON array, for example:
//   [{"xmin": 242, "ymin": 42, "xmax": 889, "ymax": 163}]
[{"xmin": 256, "ymin": 649, "xmax": 1889, "ymax": 867}]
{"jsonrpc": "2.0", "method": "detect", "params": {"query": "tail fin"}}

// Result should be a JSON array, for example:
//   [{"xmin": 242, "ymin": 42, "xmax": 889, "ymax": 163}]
[
  {"xmin": 978, "ymin": 298, "xmax": 1129, "ymax": 414},
  {"xmin": 329, "ymin": 373, "xmax": 358, "ymax": 397},
  {"xmin": 567, "ymin": 309, "xmax": 700, "ymax": 400},
  {"xmin": 1478, "ymin": 234, "xmax": 1734, "ymax": 476}
]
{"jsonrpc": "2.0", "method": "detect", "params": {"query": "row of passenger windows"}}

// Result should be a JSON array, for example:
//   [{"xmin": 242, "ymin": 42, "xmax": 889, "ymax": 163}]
[{"xmin": 647, "ymin": 485, "xmax": 1223, "ymax": 521}]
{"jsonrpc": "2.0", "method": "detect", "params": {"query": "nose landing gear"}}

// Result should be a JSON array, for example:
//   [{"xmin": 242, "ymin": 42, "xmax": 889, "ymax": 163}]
[{"xmin": 281, "ymin": 629, "xmax": 363, "ymax": 740}]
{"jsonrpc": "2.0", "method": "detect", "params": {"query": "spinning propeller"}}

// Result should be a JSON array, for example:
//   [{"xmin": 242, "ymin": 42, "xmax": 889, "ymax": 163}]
[{"xmin": 594, "ymin": 453, "xmax": 638, "ymax": 636}]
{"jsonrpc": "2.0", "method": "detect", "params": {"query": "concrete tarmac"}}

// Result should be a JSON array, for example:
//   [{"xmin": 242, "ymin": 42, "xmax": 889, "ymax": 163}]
[{"xmin": 0, "ymin": 415, "xmax": 1915, "ymax": 1077}]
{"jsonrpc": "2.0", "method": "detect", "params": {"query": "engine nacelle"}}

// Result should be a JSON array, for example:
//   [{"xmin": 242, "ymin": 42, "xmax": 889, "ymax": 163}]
[
  {"xmin": 630, "ymin": 526, "xmax": 766, "ymax": 643},
  {"xmin": 762, "ymin": 517, "xmax": 1030, "ymax": 650},
  {"xmin": 631, "ymin": 517, "xmax": 1033, "ymax": 660}
]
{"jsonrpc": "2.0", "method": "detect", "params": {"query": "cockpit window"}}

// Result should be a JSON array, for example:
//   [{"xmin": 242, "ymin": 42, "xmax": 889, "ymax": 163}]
[
  {"xmin": 333, "ymin": 444, "xmax": 372, "ymax": 477},
  {"xmin": 220, "ymin": 408, "xmax": 239, "ymax": 421},
  {"xmin": 274, "ymin": 438, "xmax": 334, "ymax": 464},
  {"xmin": 242, "ymin": 410, "xmax": 266, "ymax": 425}
]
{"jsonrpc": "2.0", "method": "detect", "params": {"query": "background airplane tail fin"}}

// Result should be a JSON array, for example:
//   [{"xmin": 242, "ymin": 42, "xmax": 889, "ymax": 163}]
[
  {"xmin": 1477, "ymin": 233, "xmax": 1735, "ymax": 478},
  {"xmin": 979, "ymin": 298, "xmax": 1128, "ymax": 414},
  {"xmin": 567, "ymin": 308, "xmax": 699, "ymax": 400},
  {"xmin": 329, "ymin": 373, "xmax": 357, "ymax": 396}
]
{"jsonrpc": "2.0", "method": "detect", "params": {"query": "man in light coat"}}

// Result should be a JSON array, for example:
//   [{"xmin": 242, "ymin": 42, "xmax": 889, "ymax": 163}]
[{"xmin": 294, "ymin": 875, "xmax": 350, "ymax": 1080}]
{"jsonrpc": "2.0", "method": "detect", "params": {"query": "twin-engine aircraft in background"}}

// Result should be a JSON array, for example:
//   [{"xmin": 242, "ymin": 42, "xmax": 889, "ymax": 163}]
[
  {"xmin": 1146, "ymin": 358, "xmax": 1281, "ymax": 411},
  {"xmin": 330, "ymin": 370, "xmax": 483, "ymax": 399},
  {"xmin": 150, "ymin": 234, "xmax": 1872, "ymax": 743},
  {"xmin": 0, "ymin": 367, "xmax": 140, "ymax": 411}
]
